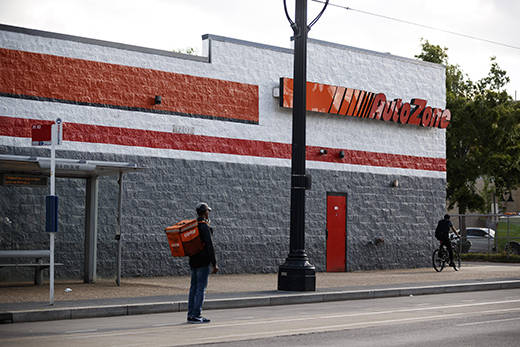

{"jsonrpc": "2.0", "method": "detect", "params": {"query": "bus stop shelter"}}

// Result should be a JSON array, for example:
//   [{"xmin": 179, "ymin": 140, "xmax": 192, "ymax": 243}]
[{"xmin": 0, "ymin": 154, "xmax": 144, "ymax": 284}]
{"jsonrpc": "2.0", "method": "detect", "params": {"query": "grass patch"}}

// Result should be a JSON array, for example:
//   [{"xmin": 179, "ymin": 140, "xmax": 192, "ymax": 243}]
[
  {"xmin": 496, "ymin": 217, "xmax": 520, "ymax": 251},
  {"xmin": 461, "ymin": 252, "xmax": 520, "ymax": 263}
]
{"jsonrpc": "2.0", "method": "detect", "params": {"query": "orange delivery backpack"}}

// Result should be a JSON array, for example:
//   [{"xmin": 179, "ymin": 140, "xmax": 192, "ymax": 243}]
[{"xmin": 165, "ymin": 219, "xmax": 205, "ymax": 257}]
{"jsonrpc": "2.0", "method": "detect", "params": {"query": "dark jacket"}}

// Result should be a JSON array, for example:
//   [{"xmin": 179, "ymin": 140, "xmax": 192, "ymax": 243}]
[{"xmin": 189, "ymin": 217, "xmax": 217, "ymax": 269}]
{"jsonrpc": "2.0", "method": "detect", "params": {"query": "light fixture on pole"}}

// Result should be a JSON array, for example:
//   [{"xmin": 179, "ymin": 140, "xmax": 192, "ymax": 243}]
[{"xmin": 501, "ymin": 191, "xmax": 515, "ymax": 202}]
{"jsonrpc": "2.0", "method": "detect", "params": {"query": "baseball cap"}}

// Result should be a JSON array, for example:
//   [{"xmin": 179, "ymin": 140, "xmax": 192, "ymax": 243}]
[{"xmin": 196, "ymin": 202, "xmax": 212, "ymax": 214}]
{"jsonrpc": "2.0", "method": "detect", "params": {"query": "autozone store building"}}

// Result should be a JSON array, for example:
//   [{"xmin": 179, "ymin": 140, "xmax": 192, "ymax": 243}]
[{"xmin": 0, "ymin": 24, "xmax": 447, "ymax": 281}]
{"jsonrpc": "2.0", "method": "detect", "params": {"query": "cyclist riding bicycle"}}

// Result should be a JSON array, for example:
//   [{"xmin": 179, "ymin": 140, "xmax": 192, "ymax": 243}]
[{"xmin": 435, "ymin": 214, "xmax": 460, "ymax": 268}]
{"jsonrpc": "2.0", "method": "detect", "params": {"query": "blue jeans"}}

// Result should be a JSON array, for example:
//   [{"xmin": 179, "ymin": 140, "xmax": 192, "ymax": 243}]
[{"xmin": 188, "ymin": 265, "xmax": 210, "ymax": 318}]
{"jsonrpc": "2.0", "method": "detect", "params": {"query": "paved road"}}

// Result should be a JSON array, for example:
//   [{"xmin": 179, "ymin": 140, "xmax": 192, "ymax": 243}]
[{"xmin": 1, "ymin": 289, "xmax": 519, "ymax": 346}]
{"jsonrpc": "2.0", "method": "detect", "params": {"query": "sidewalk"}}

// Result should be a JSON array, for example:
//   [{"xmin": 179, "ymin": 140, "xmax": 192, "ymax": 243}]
[{"xmin": 1, "ymin": 262, "xmax": 520, "ymax": 323}]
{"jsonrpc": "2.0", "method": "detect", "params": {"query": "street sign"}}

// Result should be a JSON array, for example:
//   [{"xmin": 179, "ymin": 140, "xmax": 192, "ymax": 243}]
[
  {"xmin": 45, "ymin": 195, "xmax": 58, "ymax": 233},
  {"xmin": 31, "ymin": 124, "xmax": 52, "ymax": 146},
  {"xmin": 31, "ymin": 119, "xmax": 62, "ymax": 146},
  {"xmin": 56, "ymin": 118, "xmax": 63, "ymax": 145},
  {"xmin": 30, "ymin": 118, "xmax": 63, "ymax": 305}
]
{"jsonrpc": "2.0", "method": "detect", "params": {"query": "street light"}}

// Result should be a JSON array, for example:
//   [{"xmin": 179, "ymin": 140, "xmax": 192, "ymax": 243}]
[
  {"xmin": 278, "ymin": 0, "xmax": 328, "ymax": 292},
  {"xmin": 500, "ymin": 192, "xmax": 514, "ymax": 202}
]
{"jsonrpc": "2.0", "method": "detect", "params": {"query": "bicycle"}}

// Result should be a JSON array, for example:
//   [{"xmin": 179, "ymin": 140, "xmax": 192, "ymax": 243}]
[{"xmin": 432, "ymin": 234, "xmax": 461, "ymax": 272}]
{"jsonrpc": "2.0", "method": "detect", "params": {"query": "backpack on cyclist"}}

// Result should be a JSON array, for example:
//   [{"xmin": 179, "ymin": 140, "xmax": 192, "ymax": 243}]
[{"xmin": 435, "ymin": 219, "xmax": 448, "ymax": 240}]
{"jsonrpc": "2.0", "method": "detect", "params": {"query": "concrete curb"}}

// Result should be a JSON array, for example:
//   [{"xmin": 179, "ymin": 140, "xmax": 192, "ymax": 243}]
[{"xmin": 2, "ymin": 280, "xmax": 520, "ymax": 324}]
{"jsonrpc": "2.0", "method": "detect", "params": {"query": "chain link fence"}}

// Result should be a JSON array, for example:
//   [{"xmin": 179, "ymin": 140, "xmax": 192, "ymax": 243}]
[{"xmin": 450, "ymin": 214, "xmax": 520, "ymax": 255}]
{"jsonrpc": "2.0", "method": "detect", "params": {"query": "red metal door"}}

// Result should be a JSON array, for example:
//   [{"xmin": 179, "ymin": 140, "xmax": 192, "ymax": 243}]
[{"xmin": 326, "ymin": 194, "xmax": 346, "ymax": 272}]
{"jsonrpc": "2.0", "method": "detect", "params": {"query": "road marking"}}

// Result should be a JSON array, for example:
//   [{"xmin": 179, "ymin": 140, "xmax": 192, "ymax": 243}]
[
  {"xmin": 457, "ymin": 316, "xmax": 520, "ymax": 327},
  {"xmin": 194, "ymin": 298, "xmax": 520, "ymax": 329},
  {"xmin": 65, "ymin": 330, "xmax": 150, "ymax": 339},
  {"xmin": 5, "ymin": 307, "xmax": 520, "ymax": 346},
  {"xmin": 65, "ymin": 329, "xmax": 97, "ymax": 334},
  {"xmin": 3, "ymin": 299, "xmax": 520, "ymax": 343},
  {"xmin": 197, "ymin": 307, "xmax": 520, "ymax": 343},
  {"xmin": 152, "ymin": 323, "xmax": 178, "ymax": 327}
]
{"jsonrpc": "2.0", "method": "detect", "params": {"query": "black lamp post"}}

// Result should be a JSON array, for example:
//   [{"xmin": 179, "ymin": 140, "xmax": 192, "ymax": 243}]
[{"xmin": 278, "ymin": 0, "xmax": 328, "ymax": 292}]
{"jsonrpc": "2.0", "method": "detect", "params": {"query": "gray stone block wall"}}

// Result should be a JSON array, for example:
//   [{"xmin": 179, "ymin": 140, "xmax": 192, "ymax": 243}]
[{"xmin": 0, "ymin": 145, "xmax": 444, "ymax": 281}]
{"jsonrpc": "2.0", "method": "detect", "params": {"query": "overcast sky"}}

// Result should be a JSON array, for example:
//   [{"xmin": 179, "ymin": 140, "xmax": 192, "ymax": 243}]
[{"xmin": 1, "ymin": 0, "xmax": 519, "ymax": 98}]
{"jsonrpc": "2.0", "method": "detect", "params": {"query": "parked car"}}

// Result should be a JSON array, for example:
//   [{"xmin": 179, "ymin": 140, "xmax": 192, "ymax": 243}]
[{"xmin": 457, "ymin": 227, "xmax": 496, "ymax": 253}]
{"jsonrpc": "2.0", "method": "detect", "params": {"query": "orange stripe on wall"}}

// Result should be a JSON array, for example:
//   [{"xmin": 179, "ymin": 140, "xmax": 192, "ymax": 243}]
[
  {"xmin": 0, "ymin": 48, "xmax": 259, "ymax": 123},
  {"xmin": 1, "ymin": 115, "xmax": 447, "ymax": 172}
]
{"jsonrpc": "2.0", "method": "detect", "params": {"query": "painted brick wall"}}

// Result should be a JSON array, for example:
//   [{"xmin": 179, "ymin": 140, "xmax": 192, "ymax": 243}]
[
  {"xmin": 0, "ymin": 28, "xmax": 446, "ymax": 164},
  {"xmin": 0, "ymin": 48, "xmax": 258, "ymax": 123},
  {"xmin": 1, "ymin": 115, "xmax": 445, "ymax": 172},
  {"xmin": 0, "ymin": 144, "xmax": 444, "ymax": 281},
  {"xmin": 0, "ymin": 26, "xmax": 447, "ymax": 280}
]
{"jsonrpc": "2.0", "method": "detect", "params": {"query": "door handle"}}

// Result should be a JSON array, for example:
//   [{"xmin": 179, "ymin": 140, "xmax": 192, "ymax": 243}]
[{"xmin": 326, "ymin": 228, "xmax": 328, "ymax": 239}]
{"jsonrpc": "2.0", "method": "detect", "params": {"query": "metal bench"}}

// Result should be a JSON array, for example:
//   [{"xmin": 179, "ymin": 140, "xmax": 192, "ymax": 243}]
[{"xmin": 0, "ymin": 250, "xmax": 63, "ymax": 285}]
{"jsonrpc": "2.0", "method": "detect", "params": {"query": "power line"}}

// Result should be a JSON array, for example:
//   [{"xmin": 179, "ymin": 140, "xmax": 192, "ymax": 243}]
[{"xmin": 311, "ymin": 0, "xmax": 520, "ymax": 51}]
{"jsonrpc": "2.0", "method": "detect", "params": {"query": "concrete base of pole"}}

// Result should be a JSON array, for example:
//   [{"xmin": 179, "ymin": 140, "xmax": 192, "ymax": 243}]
[{"xmin": 278, "ymin": 258, "xmax": 316, "ymax": 291}]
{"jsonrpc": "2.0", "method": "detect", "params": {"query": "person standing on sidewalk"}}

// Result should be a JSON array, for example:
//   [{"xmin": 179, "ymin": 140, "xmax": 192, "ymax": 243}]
[{"xmin": 187, "ymin": 202, "xmax": 218, "ymax": 324}]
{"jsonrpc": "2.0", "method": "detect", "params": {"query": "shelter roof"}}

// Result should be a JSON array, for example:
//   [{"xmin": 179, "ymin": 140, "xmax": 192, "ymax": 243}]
[{"xmin": 0, "ymin": 154, "xmax": 144, "ymax": 179}]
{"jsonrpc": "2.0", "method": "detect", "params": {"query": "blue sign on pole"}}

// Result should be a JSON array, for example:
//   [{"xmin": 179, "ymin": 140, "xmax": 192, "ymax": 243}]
[{"xmin": 45, "ymin": 195, "xmax": 58, "ymax": 233}]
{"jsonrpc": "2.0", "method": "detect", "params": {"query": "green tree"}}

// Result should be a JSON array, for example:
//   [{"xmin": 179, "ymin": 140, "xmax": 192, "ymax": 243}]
[
  {"xmin": 415, "ymin": 40, "xmax": 520, "ymax": 214},
  {"xmin": 414, "ymin": 39, "xmax": 448, "ymax": 65},
  {"xmin": 471, "ymin": 57, "xmax": 519, "ymax": 207},
  {"xmin": 445, "ymin": 94, "xmax": 485, "ymax": 214},
  {"xmin": 172, "ymin": 47, "xmax": 197, "ymax": 55}
]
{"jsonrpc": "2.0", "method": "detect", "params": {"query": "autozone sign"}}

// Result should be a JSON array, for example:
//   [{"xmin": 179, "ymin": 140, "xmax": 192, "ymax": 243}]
[{"xmin": 279, "ymin": 78, "xmax": 451, "ymax": 129}]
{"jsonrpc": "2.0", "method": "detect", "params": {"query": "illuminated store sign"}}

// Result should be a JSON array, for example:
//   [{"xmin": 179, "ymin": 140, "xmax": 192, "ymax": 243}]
[{"xmin": 280, "ymin": 78, "xmax": 450, "ymax": 129}]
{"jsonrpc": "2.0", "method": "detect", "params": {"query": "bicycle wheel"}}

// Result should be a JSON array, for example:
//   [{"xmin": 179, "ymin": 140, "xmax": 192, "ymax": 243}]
[
  {"xmin": 452, "ymin": 250, "xmax": 461, "ymax": 271},
  {"xmin": 432, "ymin": 249, "xmax": 445, "ymax": 272}
]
